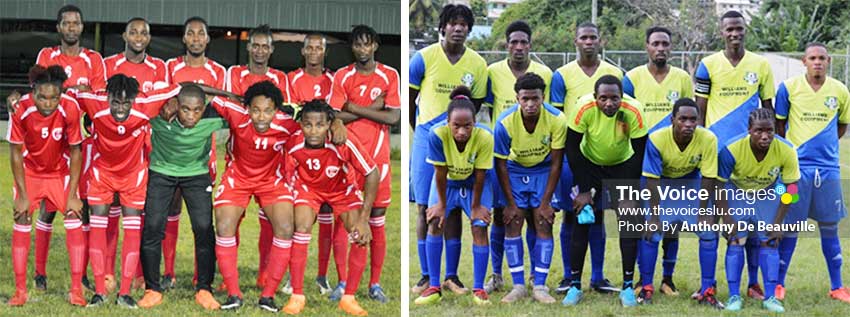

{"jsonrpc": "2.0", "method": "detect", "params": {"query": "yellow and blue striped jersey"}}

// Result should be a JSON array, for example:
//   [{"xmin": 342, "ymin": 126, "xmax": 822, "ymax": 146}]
[
  {"xmin": 550, "ymin": 60, "xmax": 622, "ymax": 116},
  {"xmin": 494, "ymin": 103, "xmax": 567, "ymax": 172},
  {"xmin": 642, "ymin": 126, "xmax": 718, "ymax": 179},
  {"xmin": 427, "ymin": 121, "xmax": 494, "ymax": 181},
  {"xmin": 409, "ymin": 43, "xmax": 488, "ymax": 126},
  {"xmin": 623, "ymin": 65, "xmax": 694, "ymax": 133},
  {"xmin": 485, "ymin": 59, "xmax": 552, "ymax": 127},
  {"xmin": 570, "ymin": 93, "xmax": 648, "ymax": 166},
  {"xmin": 718, "ymin": 133, "xmax": 800, "ymax": 190}
]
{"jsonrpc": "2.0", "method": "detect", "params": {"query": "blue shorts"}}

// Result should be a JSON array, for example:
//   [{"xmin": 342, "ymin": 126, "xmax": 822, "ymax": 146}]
[
  {"xmin": 786, "ymin": 168, "xmax": 846, "ymax": 224},
  {"xmin": 428, "ymin": 177, "xmax": 493, "ymax": 219},
  {"xmin": 726, "ymin": 182, "xmax": 782, "ymax": 241},
  {"xmin": 506, "ymin": 166, "xmax": 560, "ymax": 210},
  {"xmin": 552, "ymin": 156, "xmax": 575, "ymax": 211},
  {"xmin": 488, "ymin": 168, "xmax": 504, "ymax": 208},
  {"xmin": 410, "ymin": 114, "xmax": 446, "ymax": 205}
]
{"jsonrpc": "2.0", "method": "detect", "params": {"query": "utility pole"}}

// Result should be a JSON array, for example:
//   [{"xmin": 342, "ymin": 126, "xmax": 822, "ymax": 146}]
[{"xmin": 592, "ymin": 0, "xmax": 598, "ymax": 24}]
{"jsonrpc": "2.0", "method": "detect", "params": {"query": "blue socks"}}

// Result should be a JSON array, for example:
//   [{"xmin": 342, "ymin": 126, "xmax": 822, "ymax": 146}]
[
  {"xmin": 445, "ymin": 238, "xmax": 461, "ymax": 278},
  {"xmin": 778, "ymin": 235, "xmax": 797, "ymax": 286},
  {"xmin": 472, "ymin": 245, "xmax": 489, "ymax": 290},
  {"xmin": 560, "ymin": 221, "xmax": 573, "ymax": 280},
  {"xmin": 533, "ymin": 238, "xmax": 554, "ymax": 286},
  {"xmin": 726, "ymin": 244, "xmax": 745, "ymax": 297},
  {"xmin": 759, "ymin": 246, "xmax": 779, "ymax": 299},
  {"xmin": 526, "ymin": 226, "xmax": 537, "ymax": 273},
  {"xmin": 639, "ymin": 239, "xmax": 659, "ymax": 287},
  {"xmin": 490, "ymin": 225, "xmax": 505, "ymax": 275},
  {"xmin": 745, "ymin": 236, "xmax": 760, "ymax": 287},
  {"xmin": 820, "ymin": 223, "xmax": 844, "ymax": 290},
  {"xmin": 426, "ymin": 235, "xmax": 443, "ymax": 288},
  {"xmin": 589, "ymin": 222, "xmax": 606, "ymax": 282},
  {"xmin": 505, "ymin": 236, "xmax": 525, "ymax": 286},
  {"xmin": 662, "ymin": 238, "xmax": 679, "ymax": 277},
  {"xmin": 699, "ymin": 238, "xmax": 718, "ymax": 293},
  {"xmin": 418, "ymin": 239, "xmax": 428, "ymax": 277}
]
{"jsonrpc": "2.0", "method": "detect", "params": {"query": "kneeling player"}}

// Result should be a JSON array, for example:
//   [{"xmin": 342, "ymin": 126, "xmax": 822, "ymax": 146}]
[
  {"xmin": 638, "ymin": 98, "xmax": 722, "ymax": 307},
  {"xmin": 716, "ymin": 108, "xmax": 799, "ymax": 313},
  {"xmin": 415, "ymin": 86, "xmax": 494, "ymax": 305},
  {"xmin": 286, "ymin": 100, "xmax": 378, "ymax": 315},
  {"xmin": 8, "ymin": 65, "xmax": 85, "ymax": 306}
]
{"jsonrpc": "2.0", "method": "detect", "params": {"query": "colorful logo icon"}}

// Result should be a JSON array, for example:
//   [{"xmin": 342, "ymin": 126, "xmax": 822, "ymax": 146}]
[{"xmin": 777, "ymin": 183, "xmax": 798, "ymax": 205}]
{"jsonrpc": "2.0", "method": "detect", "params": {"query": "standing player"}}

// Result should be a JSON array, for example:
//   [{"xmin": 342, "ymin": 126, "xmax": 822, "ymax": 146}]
[
  {"xmin": 482, "ymin": 20, "xmax": 554, "ymax": 294},
  {"xmin": 774, "ymin": 43, "xmax": 850, "ymax": 303},
  {"xmin": 550, "ymin": 22, "xmax": 622, "ymax": 293},
  {"xmin": 694, "ymin": 10, "xmax": 776, "ymax": 300},
  {"xmin": 329, "ymin": 24, "xmax": 400, "ymax": 303},
  {"xmin": 623, "ymin": 26, "xmax": 694, "ymax": 297},
  {"xmin": 36, "ymin": 4, "xmax": 106, "ymax": 91},
  {"xmin": 161, "ymin": 16, "xmax": 227, "ymax": 290},
  {"xmin": 410, "ymin": 3, "xmax": 488, "ymax": 294},
  {"xmin": 414, "ymin": 86, "xmax": 494, "ymax": 305},
  {"xmin": 562, "ymin": 75, "xmax": 647, "ymax": 307},
  {"xmin": 715, "ymin": 108, "xmax": 798, "ymax": 313},
  {"xmin": 7, "ymin": 65, "xmax": 86, "ymax": 307},
  {"xmin": 224, "ymin": 24, "xmax": 293, "ymax": 290},
  {"xmin": 286, "ymin": 100, "xmax": 379, "ymax": 316},
  {"xmin": 637, "ymin": 98, "xmax": 723, "ymax": 308},
  {"xmin": 493, "ymin": 73, "xmax": 565, "ymax": 304}
]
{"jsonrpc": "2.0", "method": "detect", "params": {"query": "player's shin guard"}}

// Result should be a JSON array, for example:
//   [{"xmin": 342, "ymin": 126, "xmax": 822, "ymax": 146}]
[
  {"xmin": 316, "ymin": 213, "xmax": 334, "ymax": 278},
  {"xmin": 505, "ymin": 236, "xmax": 525, "ymax": 286},
  {"xmin": 34, "ymin": 219, "xmax": 53, "ymax": 277},
  {"xmin": 89, "ymin": 215, "xmax": 109, "ymax": 294},
  {"xmin": 725, "ymin": 244, "xmax": 745, "ymax": 297},
  {"xmin": 163, "ymin": 215, "xmax": 179, "ymax": 277},
  {"xmin": 620, "ymin": 238, "xmax": 638, "ymax": 284},
  {"xmin": 261, "ymin": 237, "xmax": 292, "ymax": 297},
  {"xmin": 778, "ymin": 234, "xmax": 797, "ymax": 286},
  {"xmin": 291, "ymin": 232, "xmax": 311, "ymax": 295},
  {"xmin": 819, "ymin": 223, "xmax": 844, "ymax": 290},
  {"xmin": 473, "ymin": 245, "xmax": 489, "ymax": 290},
  {"xmin": 745, "ymin": 237, "xmax": 760, "ymax": 287},
  {"xmin": 445, "ymin": 238, "xmax": 461, "ymax": 278},
  {"xmin": 333, "ymin": 218, "xmax": 349, "ymax": 282},
  {"xmin": 589, "ymin": 223, "xmax": 606, "ymax": 282},
  {"xmin": 759, "ymin": 246, "xmax": 779, "ymax": 298},
  {"xmin": 490, "ymin": 225, "xmax": 505, "ymax": 275},
  {"xmin": 257, "ymin": 210, "xmax": 273, "ymax": 278},
  {"xmin": 118, "ymin": 216, "xmax": 142, "ymax": 295},
  {"xmin": 12, "ymin": 223, "xmax": 32, "ymax": 293},
  {"xmin": 105, "ymin": 206, "xmax": 121, "ymax": 276},
  {"xmin": 533, "ymin": 238, "xmax": 554, "ymax": 286},
  {"xmin": 426, "ymin": 235, "xmax": 443, "ymax": 288},
  {"xmin": 345, "ymin": 243, "xmax": 368, "ymax": 295},
  {"xmin": 662, "ymin": 237, "xmax": 679, "ymax": 277},
  {"xmin": 64, "ymin": 218, "xmax": 86, "ymax": 291},
  {"xmin": 369, "ymin": 216, "xmax": 386, "ymax": 286},
  {"xmin": 699, "ymin": 238, "xmax": 718, "ymax": 292},
  {"xmin": 215, "ymin": 236, "xmax": 241, "ymax": 297},
  {"xmin": 639, "ymin": 238, "xmax": 660, "ymax": 287},
  {"xmin": 560, "ymin": 221, "xmax": 572, "ymax": 280}
]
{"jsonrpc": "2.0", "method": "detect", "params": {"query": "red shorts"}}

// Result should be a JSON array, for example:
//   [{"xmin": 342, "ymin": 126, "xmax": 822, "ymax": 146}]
[
  {"xmin": 355, "ymin": 160, "xmax": 392, "ymax": 208},
  {"xmin": 293, "ymin": 182, "xmax": 363, "ymax": 216},
  {"xmin": 13, "ymin": 174, "xmax": 70, "ymax": 214},
  {"xmin": 87, "ymin": 167, "xmax": 148, "ymax": 209},
  {"xmin": 214, "ymin": 171, "xmax": 293, "ymax": 208}
]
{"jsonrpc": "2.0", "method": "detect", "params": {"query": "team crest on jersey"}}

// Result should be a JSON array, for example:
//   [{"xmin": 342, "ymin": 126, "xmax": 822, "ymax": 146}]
[
  {"xmin": 467, "ymin": 153, "xmax": 476, "ymax": 165},
  {"xmin": 825, "ymin": 96, "xmax": 839, "ymax": 110},
  {"xmin": 541, "ymin": 135, "xmax": 551, "ymax": 146},
  {"xmin": 666, "ymin": 90, "xmax": 680, "ymax": 103},
  {"xmin": 51, "ymin": 127, "xmax": 63, "ymax": 141},
  {"xmin": 370, "ymin": 87, "xmax": 382, "ymax": 100},
  {"xmin": 689, "ymin": 154, "xmax": 702, "ymax": 164},
  {"xmin": 768, "ymin": 166, "xmax": 781, "ymax": 178},
  {"xmin": 461, "ymin": 73, "xmax": 474, "ymax": 87},
  {"xmin": 744, "ymin": 72, "xmax": 758, "ymax": 85},
  {"xmin": 325, "ymin": 165, "xmax": 340, "ymax": 178}
]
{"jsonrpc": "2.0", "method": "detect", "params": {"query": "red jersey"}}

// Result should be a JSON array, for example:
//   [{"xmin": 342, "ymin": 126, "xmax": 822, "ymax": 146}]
[
  {"xmin": 286, "ymin": 131, "xmax": 375, "ymax": 193},
  {"xmin": 104, "ymin": 53, "xmax": 167, "ymax": 93},
  {"xmin": 36, "ymin": 46, "xmax": 107, "ymax": 90},
  {"xmin": 288, "ymin": 68, "xmax": 334, "ymax": 104},
  {"xmin": 328, "ymin": 63, "xmax": 400, "ymax": 161},
  {"xmin": 210, "ymin": 96, "xmax": 299, "ymax": 182},
  {"xmin": 6, "ymin": 93, "xmax": 83, "ymax": 177},
  {"xmin": 226, "ymin": 65, "xmax": 292, "ymax": 101},
  {"xmin": 165, "ymin": 56, "xmax": 226, "ymax": 89},
  {"xmin": 72, "ymin": 85, "xmax": 181, "ymax": 174}
]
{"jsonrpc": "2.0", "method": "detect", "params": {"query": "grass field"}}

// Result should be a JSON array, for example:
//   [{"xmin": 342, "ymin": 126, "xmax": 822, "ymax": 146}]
[
  {"xmin": 408, "ymin": 139, "xmax": 850, "ymax": 316},
  {"xmin": 0, "ymin": 143, "xmax": 401, "ymax": 316}
]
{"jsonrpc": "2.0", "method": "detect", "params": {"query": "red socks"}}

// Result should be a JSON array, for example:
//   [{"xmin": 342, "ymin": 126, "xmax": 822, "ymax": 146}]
[
  {"xmin": 291, "ymin": 232, "xmax": 311, "ymax": 295},
  {"xmin": 118, "ymin": 216, "xmax": 141, "ymax": 295},
  {"xmin": 64, "ymin": 218, "xmax": 86, "ymax": 292},
  {"xmin": 12, "ymin": 223, "xmax": 32, "ymax": 293},
  {"xmin": 163, "ymin": 214, "xmax": 179, "ymax": 277},
  {"xmin": 105, "ymin": 206, "xmax": 121, "ymax": 276},
  {"xmin": 34, "ymin": 219, "xmax": 53, "ymax": 276},
  {"xmin": 89, "ymin": 215, "xmax": 108, "ymax": 294},
  {"xmin": 261, "ymin": 237, "xmax": 292, "ymax": 298},
  {"xmin": 345, "ymin": 243, "xmax": 368, "ymax": 295},
  {"xmin": 332, "ymin": 217, "xmax": 349, "ymax": 282},
  {"xmin": 257, "ymin": 210, "xmax": 272, "ymax": 278},
  {"xmin": 369, "ymin": 216, "xmax": 386, "ymax": 286},
  {"xmin": 215, "ymin": 236, "xmax": 241, "ymax": 297},
  {"xmin": 317, "ymin": 213, "xmax": 334, "ymax": 277}
]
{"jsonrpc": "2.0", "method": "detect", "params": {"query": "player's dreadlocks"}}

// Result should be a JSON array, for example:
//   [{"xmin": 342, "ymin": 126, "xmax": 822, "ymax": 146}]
[
  {"xmin": 243, "ymin": 80, "xmax": 284, "ymax": 111},
  {"xmin": 106, "ymin": 74, "xmax": 140, "ymax": 100},
  {"xmin": 350, "ymin": 24, "xmax": 379, "ymax": 45},
  {"xmin": 748, "ymin": 107, "xmax": 775, "ymax": 128},
  {"xmin": 447, "ymin": 85, "xmax": 475, "ymax": 119},
  {"xmin": 296, "ymin": 99, "xmax": 336, "ymax": 122},
  {"xmin": 29, "ymin": 65, "xmax": 67, "ymax": 89},
  {"xmin": 438, "ymin": 4, "xmax": 474, "ymax": 35},
  {"xmin": 514, "ymin": 72, "xmax": 547, "ymax": 93}
]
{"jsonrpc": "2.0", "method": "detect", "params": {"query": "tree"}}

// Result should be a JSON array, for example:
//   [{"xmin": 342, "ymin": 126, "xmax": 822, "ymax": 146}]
[
  {"xmin": 748, "ymin": 0, "xmax": 849, "ymax": 51},
  {"xmin": 410, "ymin": 0, "xmax": 443, "ymax": 41}
]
